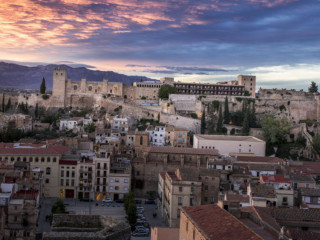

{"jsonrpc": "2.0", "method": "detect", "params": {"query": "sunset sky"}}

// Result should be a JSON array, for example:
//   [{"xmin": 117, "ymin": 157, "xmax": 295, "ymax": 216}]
[{"xmin": 0, "ymin": 0, "xmax": 319, "ymax": 90}]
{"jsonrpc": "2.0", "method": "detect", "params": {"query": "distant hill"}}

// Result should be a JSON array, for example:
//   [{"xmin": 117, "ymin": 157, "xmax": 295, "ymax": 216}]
[{"xmin": 0, "ymin": 62, "xmax": 156, "ymax": 90}]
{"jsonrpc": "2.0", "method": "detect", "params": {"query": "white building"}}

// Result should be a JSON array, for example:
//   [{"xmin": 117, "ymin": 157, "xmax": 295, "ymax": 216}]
[
  {"xmin": 59, "ymin": 117, "xmax": 84, "ymax": 131},
  {"xmin": 147, "ymin": 126, "xmax": 166, "ymax": 146},
  {"xmin": 193, "ymin": 135, "xmax": 266, "ymax": 157}
]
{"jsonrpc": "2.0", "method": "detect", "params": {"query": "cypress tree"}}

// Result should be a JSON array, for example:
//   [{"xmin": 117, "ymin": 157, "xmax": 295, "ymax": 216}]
[
  {"xmin": 242, "ymin": 108, "xmax": 250, "ymax": 135},
  {"xmin": 2, "ymin": 94, "xmax": 4, "ymax": 112},
  {"xmin": 25, "ymin": 102, "xmax": 28, "ymax": 114},
  {"xmin": 35, "ymin": 103, "xmax": 39, "ymax": 118},
  {"xmin": 249, "ymin": 103, "xmax": 257, "ymax": 128},
  {"xmin": 201, "ymin": 110, "xmax": 206, "ymax": 134},
  {"xmin": 217, "ymin": 106, "xmax": 223, "ymax": 133},
  {"xmin": 5, "ymin": 98, "xmax": 11, "ymax": 112},
  {"xmin": 40, "ymin": 77, "xmax": 46, "ymax": 94},
  {"xmin": 224, "ymin": 96, "xmax": 230, "ymax": 124}
]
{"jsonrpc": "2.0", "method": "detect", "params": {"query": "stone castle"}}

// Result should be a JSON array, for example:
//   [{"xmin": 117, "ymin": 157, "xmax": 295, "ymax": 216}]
[{"xmin": 51, "ymin": 68, "xmax": 256, "ymax": 107}]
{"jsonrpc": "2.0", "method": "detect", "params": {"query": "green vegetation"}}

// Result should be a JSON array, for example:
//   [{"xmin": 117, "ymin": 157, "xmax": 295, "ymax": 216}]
[
  {"xmin": 40, "ymin": 77, "xmax": 46, "ymax": 94},
  {"xmin": 84, "ymin": 122, "xmax": 96, "ymax": 133},
  {"xmin": 224, "ymin": 97, "xmax": 230, "ymax": 124},
  {"xmin": 158, "ymin": 84, "xmax": 178, "ymax": 99},
  {"xmin": 42, "ymin": 94, "xmax": 49, "ymax": 100},
  {"xmin": 242, "ymin": 108, "xmax": 250, "ymax": 135},
  {"xmin": 114, "ymin": 106, "xmax": 122, "ymax": 112},
  {"xmin": 201, "ymin": 110, "xmax": 206, "ymax": 134},
  {"xmin": 34, "ymin": 103, "xmax": 39, "ymax": 119},
  {"xmin": 5, "ymin": 98, "xmax": 11, "ymax": 112},
  {"xmin": 52, "ymin": 199, "xmax": 66, "ymax": 214},
  {"xmin": 279, "ymin": 104, "xmax": 286, "ymax": 111},
  {"xmin": 308, "ymin": 81, "xmax": 318, "ymax": 93},
  {"xmin": 261, "ymin": 114, "xmax": 291, "ymax": 145},
  {"xmin": 244, "ymin": 90, "xmax": 250, "ymax": 96},
  {"xmin": 299, "ymin": 119, "xmax": 315, "ymax": 127},
  {"xmin": 18, "ymin": 102, "xmax": 29, "ymax": 114},
  {"xmin": 141, "ymin": 96, "xmax": 146, "ymax": 100},
  {"xmin": 190, "ymin": 113, "xmax": 198, "ymax": 119},
  {"xmin": 1, "ymin": 94, "xmax": 4, "ymax": 112},
  {"xmin": 312, "ymin": 134, "xmax": 320, "ymax": 156},
  {"xmin": 216, "ymin": 106, "xmax": 223, "ymax": 134},
  {"xmin": 124, "ymin": 193, "xmax": 137, "ymax": 226},
  {"xmin": 212, "ymin": 100, "xmax": 220, "ymax": 111},
  {"xmin": 137, "ymin": 118, "xmax": 164, "ymax": 131}
]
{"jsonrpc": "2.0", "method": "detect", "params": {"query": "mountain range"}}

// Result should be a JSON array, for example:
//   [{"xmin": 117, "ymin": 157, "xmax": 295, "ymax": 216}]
[{"xmin": 0, "ymin": 62, "xmax": 155, "ymax": 90}]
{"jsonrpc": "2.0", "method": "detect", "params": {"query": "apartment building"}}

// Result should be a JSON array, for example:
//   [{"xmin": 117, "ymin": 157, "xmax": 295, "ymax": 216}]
[
  {"xmin": 160, "ymin": 168, "xmax": 220, "ymax": 227},
  {"xmin": 133, "ymin": 146, "xmax": 220, "ymax": 197},
  {"xmin": 108, "ymin": 162, "xmax": 131, "ymax": 201},
  {"xmin": 0, "ymin": 143, "xmax": 69, "ymax": 197},
  {"xmin": 147, "ymin": 126, "xmax": 166, "ymax": 146},
  {"xmin": 165, "ymin": 126, "xmax": 188, "ymax": 147}
]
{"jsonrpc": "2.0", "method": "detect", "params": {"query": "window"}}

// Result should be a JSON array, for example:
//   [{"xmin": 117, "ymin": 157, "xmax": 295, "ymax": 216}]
[
  {"xmin": 205, "ymin": 185, "xmax": 208, "ymax": 191},
  {"xmin": 66, "ymin": 171, "xmax": 69, "ymax": 177},
  {"xmin": 137, "ymin": 171, "xmax": 140, "ymax": 176},
  {"xmin": 74, "ymin": 85, "xmax": 77, "ymax": 90},
  {"xmin": 71, "ymin": 179, "xmax": 74, "ymax": 186},
  {"xmin": 41, "ymin": 157, "xmax": 45, "ymax": 162},
  {"xmin": 191, "ymin": 186, "xmax": 194, "ymax": 193},
  {"xmin": 211, "ymin": 186, "xmax": 215, "ymax": 191},
  {"xmin": 110, "ymin": 178, "xmax": 114, "ymax": 183},
  {"xmin": 35, "ymin": 157, "xmax": 39, "ymax": 162},
  {"xmin": 190, "ymin": 197, "xmax": 194, "ymax": 206},
  {"xmin": 45, "ymin": 179, "xmax": 49, "ymax": 184},
  {"xmin": 47, "ymin": 157, "xmax": 51, "ymax": 162},
  {"xmin": 115, "ymin": 186, "xmax": 119, "ymax": 190},
  {"xmin": 61, "ymin": 179, "xmax": 64, "ymax": 186},
  {"xmin": 179, "ymin": 186, "xmax": 183, "ymax": 192},
  {"xmin": 178, "ymin": 197, "xmax": 182, "ymax": 205},
  {"xmin": 46, "ymin": 167, "xmax": 51, "ymax": 175},
  {"xmin": 66, "ymin": 179, "xmax": 69, "ymax": 186},
  {"xmin": 124, "ymin": 179, "xmax": 129, "ymax": 183},
  {"xmin": 53, "ymin": 157, "xmax": 57, "ymax": 162},
  {"xmin": 72, "ymin": 171, "xmax": 75, "ymax": 178},
  {"xmin": 23, "ymin": 157, "xmax": 27, "ymax": 162},
  {"xmin": 88, "ymin": 86, "xmax": 92, "ymax": 91},
  {"xmin": 29, "ymin": 157, "xmax": 33, "ymax": 162},
  {"xmin": 61, "ymin": 171, "xmax": 64, "ymax": 177},
  {"xmin": 124, "ymin": 187, "xmax": 128, "ymax": 191},
  {"xmin": 140, "ymin": 136, "xmax": 143, "ymax": 145},
  {"xmin": 109, "ymin": 186, "xmax": 114, "ymax": 190},
  {"xmin": 177, "ymin": 209, "xmax": 180, "ymax": 218},
  {"xmin": 14, "ymin": 216, "xmax": 17, "ymax": 222},
  {"xmin": 115, "ymin": 178, "xmax": 119, "ymax": 182},
  {"xmin": 306, "ymin": 183, "xmax": 310, "ymax": 188}
]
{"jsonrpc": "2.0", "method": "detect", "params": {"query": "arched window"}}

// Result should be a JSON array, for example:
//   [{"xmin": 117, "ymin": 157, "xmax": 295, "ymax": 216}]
[
  {"xmin": 35, "ymin": 157, "xmax": 39, "ymax": 162},
  {"xmin": 17, "ymin": 157, "xmax": 21, "ymax": 162},
  {"xmin": 41, "ymin": 157, "xmax": 45, "ymax": 162},
  {"xmin": 47, "ymin": 157, "xmax": 51, "ymax": 162},
  {"xmin": 53, "ymin": 157, "xmax": 57, "ymax": 162},
  {"xmin": 29, "ymin": 157, "xmax": 33, "ymax": 162},
  {"xmin": 23, "ymin": 157, "xmax": 27, "ymax": 162},
  {"xmin": 11, "ymin": 157, "xmax": 14, "ymax": 162},
  {"xmin": 140, "ymin": 136, "xmax": 143, "ymax": 145},
  {"xmin": 46, "ymin": 167, "xmax": 51, "ymax": 175}
]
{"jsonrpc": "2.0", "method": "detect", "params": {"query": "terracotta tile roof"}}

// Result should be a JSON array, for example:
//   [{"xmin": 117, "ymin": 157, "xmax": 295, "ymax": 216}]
[
  {"xmin": 251, "ymin": 207, "xmax": 281, "ymax": 232},
  {"xmin": 0, "ymin": 144, "xmax": 69, "ymax": 156},
  {"xmin": 261, "ymin": 175, "xmax": 291, "ymax": 184},
  {"xmin": 287, "ymin": 229, "xmax": 320, "ymax": 240},
  {"xmin": 142, "ymin": 146, "xmax": 219, "ymax": 155},
  {"xmin": 248, "ymin": 164, "xmax": 275, "ymax": 171},
  {"xmin": 250, "ymin": 184, "xmax": 276, "ymax": 198},
  {"xmin": 12, "ymin": 189, "xmax": 39, "ymax": 201},
  {"xmin": 181, "ymin": 204, "xmax": 263, "ymax": 240},
  {"xmin": 288, "ymin": 173, "xmax": 315, "ymax": 183},
  {"xmin": 132, "ymin": 157, "xmax": 144, "ymax": 163},
  {"xmin": 225, "ymin": 193, "xmax": 250, "ymax": 203},
  {"xmin": 272, "ymin": 208, "xmax": 320, "ymax": 222},
  {"xmin": 237, "ymin": 156, "xmax": 285, "ymax": 163},
  {"xmin": 285, "ymin": 162, "xmax": 320, "ymax": 175},
  {"xmin": 300, "ymin": 188, "xmax": 320, "ymax": 197}
]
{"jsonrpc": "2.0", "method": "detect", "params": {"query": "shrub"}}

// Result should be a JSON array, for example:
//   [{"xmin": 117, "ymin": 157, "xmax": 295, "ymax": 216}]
[
  {"xmin": 190, "ymin": 113, "xmax": 198, "ymax": 119},
  {"xmin": 42, "ymin": 94, "xmax": 49, "ymax": 100},
  {"xmin": 141, "ymin": 96, "xmax": 146, "ymax": 100},
  {"xmin": 279, "ymin": 105, "xmax": 286, "ymax": 111}
]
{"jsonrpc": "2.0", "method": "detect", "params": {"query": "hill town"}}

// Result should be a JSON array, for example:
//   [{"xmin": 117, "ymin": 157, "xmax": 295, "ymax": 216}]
[{"xmin": 1, "ymin": 67, "xmax": 320, "ymax": 240}]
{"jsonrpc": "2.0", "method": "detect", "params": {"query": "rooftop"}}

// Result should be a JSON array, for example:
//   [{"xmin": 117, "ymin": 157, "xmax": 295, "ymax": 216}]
[
  {"xmin": 237, "ymin": 156, "xmax": 285, "ymax": 164},
  {"xmin": 288, "ymin": 173, "xmax": 314, "ymax": 183},
  {"xmin": 181, "ymin": 204, "xmax": 262, "ymax": 240},
  {"xmin": 0, "ymin": 143, "xmax": 69, "ymax": 156},
  {"xmin": 143, "ymin": 146, "xmax": 219, "ymax": 155},
  {"xmin": 260, "ymin": 175, "xmax": 291, "ymax": 184},
  {"xmin": 300, "ymin": 188, "xmax": 320, "ymax": 197},
  {"xmin": 195, "ymin": 134, "xmax": 264, "ymax": 142},
  {"xmin": 225, "ymin": 193, "xmax": 250, "ymax": 203}
]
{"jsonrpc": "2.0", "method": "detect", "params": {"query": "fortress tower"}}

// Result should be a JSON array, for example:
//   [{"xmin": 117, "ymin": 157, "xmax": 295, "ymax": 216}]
[
  {"xmin": 237, "ymin": 75, "xmax": 256, "ymax": 97},
  {"xmin": 52, "ymin": 68, "xmax": 67, "ymax": 107}
]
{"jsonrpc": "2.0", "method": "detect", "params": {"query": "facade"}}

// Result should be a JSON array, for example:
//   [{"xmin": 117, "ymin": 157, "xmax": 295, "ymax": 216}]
[
  {"xmin": 107, "ymin": 162, "xmax": 131, "ymax": 201},
  {"xmin": 165, "ymin": 126, "xmax": 188, "ymax": 147},
  {"xmin": 51, "ymin": 68, "xmax": 256, "ymax": 107},
  {"xmin": 147, "ymin": 126, "xmax": 166, "ymax": 146},
  {"xmin": 260, "ymin": 175, "xmax": 291, "ymax": 190},
  {"xmin": 179, "ymin": 204, "xmax": 262, "ymax": 240},
  {"xmin": 193, "ymin": 135, "xmax": 265, "ymax": 156},
  {"xmin": 300, "ymin": 188, "xmax": 320, "ymax": 208},
  {"xmin": 132, "ymin": 146, "xmax": 220, "ymax": 197},
  {"xmin": 161, "ymin": 168, "xmax": 220, "ymax": 227},
  {"xmin": 0, "ymin": 143, "xmax": 69, "ymax": 198}
]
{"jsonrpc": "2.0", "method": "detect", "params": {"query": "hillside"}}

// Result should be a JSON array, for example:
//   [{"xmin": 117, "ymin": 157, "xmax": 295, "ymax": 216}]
[{"xmin": 0, "ymin": 62, "xmax": 155, "ymax": 90}]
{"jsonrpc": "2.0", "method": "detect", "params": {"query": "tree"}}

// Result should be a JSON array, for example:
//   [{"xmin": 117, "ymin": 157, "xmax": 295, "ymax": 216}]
[
  {"xmin": 224, "ymin": 96, "xmax": 230, "ymax": 124},
  {"xmin": 201, "ymin": 110, "xmax": 206, "ymax": 134},
  {"xmin": 207, "ymin": 104, "xmax": 216, "ymax": 134},
  {"xmin": 242, "ymin": 108, "xmax": 250, "ymax": 135},
  {"xmin": 40, "ymin": 77, "xmax": 46, "ymax": 94},
  {"xmin": 312, "ymin": 134, "xmax": 320, "ymax": 156},
  {"xmin": 84, "ymin": 122, "xmax": 96, "ymax": 133},
  {"xmin": 158, "ymin": 84, "xmax": 178, "ymax": 99},
  {"xmin": 35, "ymin": 103, "xmax": 39, "ymax": 118},
  {"xmin": 5, "ymin": 98, "xmax": 11, "ymax": 112},
  {"xmin": 1, "ymin": 94, "xmax": 4, "ymax": 112},
  {"xmin": 309, "ymin": 81, "xmax": 318, "ymax": 93},
  {"xmin": 260, "ymin": 114, "xmax": 291, "ymax": 145},
  {"xmin": 127, "ymin": 202, "xmax": 137, "ymax": 225},
  {"xmin": 216, "ymin": 106, "xmax": 223, "ymax": 133},
  {"xmin": 249, "ymin": 103, "xmax": 257, "ymax": 128}
]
